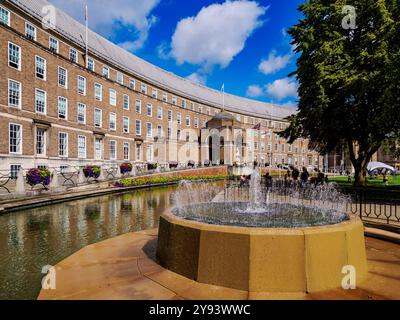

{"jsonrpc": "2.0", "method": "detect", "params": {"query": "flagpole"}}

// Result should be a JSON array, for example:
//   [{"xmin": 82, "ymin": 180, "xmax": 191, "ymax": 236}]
[
  {"xmin": 85, "ymin": 4, "xmax": 88, "ymax": 67},
  {"xmin": 222, "ymin": 83, "xmax": 225, "ymax": 112}
]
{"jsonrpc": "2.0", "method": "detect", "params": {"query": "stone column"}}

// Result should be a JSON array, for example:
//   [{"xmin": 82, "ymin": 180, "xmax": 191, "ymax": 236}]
[
  {"xmin": 15, "ymin": 169, "xmax": 25, "ymax": 194},
  {"xmin": 77, "ymin": 168, "xmax": 86, "ymax": 185},
  {"xmin": 50, "ymin": 169, "xmax": 59, "ymax": 191}
]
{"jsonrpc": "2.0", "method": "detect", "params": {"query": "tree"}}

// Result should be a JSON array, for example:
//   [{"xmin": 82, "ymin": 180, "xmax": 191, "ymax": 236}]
[{"xmin": 281, "ymin": 0, "xmax": 400, "ymax": 185}]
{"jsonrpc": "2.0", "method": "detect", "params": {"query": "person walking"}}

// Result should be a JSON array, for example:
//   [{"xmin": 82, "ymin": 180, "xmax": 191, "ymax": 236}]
[{"xmin": 300, "ymin": 167, "xmax": 309, "ymax": 188}]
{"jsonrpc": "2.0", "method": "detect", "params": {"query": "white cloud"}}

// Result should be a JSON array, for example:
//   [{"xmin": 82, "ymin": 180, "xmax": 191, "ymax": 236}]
[
  {"xmin": 170, "ymin": 1, "xmax": 267, "ymax": 68},
  {"xmin": 258, "ymin": 50, "xmax": 291, "ymax": 75},
  {"xmin": 265, "ymin": 77, "xmax": 298, "ymax": 100},
  {"xmin": 279, "ymin": 101, "xmax": 297, "ymax": 109},
  {"xmin": 186, "ymin": 72, "xmax": 207, "ymax": 86},
  {"xmin": 48, "ymin": 0, "xmax": 160, "ymax": 51},
  {"xmin": 246, "ymin": 84, "xmax": 264, "ymax": 98}
]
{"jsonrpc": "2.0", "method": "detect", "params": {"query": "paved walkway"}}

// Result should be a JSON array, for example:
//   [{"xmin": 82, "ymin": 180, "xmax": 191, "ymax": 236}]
[{"xmin": 38, "ymin": 229, "xmax": 400, "ymax": 300}]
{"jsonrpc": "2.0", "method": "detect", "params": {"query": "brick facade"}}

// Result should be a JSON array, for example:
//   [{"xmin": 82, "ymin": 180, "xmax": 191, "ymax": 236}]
[{"xmin": 0, "ymin": 1, "xmax": 323, "ymax": 172}]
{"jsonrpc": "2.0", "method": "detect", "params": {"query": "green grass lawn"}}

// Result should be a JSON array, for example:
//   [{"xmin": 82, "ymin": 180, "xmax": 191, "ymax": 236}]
[{"xmin": 328, "ymin": 175, "xmax": 400, "ymax": 188}]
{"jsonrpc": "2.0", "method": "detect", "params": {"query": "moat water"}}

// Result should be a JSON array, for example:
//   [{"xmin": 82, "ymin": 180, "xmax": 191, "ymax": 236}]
[{"xmin": 0, "ymin": 185, "xmax": 199, "ymax": 300}]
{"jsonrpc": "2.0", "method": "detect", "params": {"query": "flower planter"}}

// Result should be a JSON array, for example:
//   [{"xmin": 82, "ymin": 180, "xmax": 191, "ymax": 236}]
[
  {"xmin": 83, "ymin": 165, "xmax": 101, "ymax": 181},
  {"xmin": 120, "ymin": 162, "xmax": 133, "ymax": 175},
  {"xmin": 26, "ymin": 168, "xmax": 52, "ymax": 190}
]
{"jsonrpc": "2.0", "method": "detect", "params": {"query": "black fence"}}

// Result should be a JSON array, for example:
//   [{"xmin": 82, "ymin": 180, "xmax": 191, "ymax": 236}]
[
  {"xmin": 224, "ymin": 181, "xmax": 400, "ymax": 228},
  {"xmin": 344, "ymin": 191, "xmax": 400, "ymax": 226}
]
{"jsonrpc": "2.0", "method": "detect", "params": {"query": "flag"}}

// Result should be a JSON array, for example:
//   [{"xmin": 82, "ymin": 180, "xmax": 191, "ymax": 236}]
[
  {"xmin": 253, "ymin": 122, "xmax": 261, "ymax": 130},
  {"xmin": 221, "ymin": 83, "xmax": 225, "ymax": 92},
  {"xmin": 85, "ymin": 5, "xmax": 88, "ymax": 21}
]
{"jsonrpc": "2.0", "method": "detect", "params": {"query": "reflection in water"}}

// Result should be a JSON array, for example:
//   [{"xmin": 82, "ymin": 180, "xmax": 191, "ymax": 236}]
[{"xmin": 0, "ymin": 186, "xmax": 178, "ymax": 300}]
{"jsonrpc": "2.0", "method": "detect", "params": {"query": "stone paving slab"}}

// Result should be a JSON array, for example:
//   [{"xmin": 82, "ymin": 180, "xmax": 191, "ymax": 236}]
[{"xmin": 38, "ymin": 229, "xmax": 400, "ymax": 300}]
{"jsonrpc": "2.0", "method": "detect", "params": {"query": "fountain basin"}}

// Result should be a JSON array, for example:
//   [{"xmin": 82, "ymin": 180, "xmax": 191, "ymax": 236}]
[{"xmin": 156, "ymin": 208, "xmax": 367, "ymax": 293}]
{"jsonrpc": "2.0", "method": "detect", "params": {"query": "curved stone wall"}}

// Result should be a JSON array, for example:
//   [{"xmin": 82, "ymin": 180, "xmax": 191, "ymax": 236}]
[{"xmin": 156, "ymin": 210, "xmax": 367, "ymax": 293}]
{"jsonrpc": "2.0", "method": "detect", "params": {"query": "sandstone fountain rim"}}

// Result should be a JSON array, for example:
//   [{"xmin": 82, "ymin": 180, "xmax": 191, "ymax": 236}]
[{"xmin": 162, "ymin": 206, "xmax": 361, "ymax": 235}]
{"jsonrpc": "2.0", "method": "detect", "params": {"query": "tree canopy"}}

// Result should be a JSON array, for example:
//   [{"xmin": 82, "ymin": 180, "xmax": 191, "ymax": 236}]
[{"xmin": 281, "ymin": 0, "xmax": 400, "ymax": 185}]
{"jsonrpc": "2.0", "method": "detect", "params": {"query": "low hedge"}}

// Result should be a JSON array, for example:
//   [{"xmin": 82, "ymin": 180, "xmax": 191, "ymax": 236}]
[{"xmin": 114, "ymin": 174, "xmax": 235, "ymax": 188}]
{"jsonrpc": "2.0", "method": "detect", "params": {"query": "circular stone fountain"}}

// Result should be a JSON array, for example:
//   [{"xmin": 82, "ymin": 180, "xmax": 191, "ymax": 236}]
[{"xmin": 156, "ymin": 173, "xmax": 367, "ymax": 293}]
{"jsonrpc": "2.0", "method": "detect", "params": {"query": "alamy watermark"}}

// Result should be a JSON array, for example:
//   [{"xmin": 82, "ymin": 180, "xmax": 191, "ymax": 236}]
[
  {"xmin": 342, "ymin": 5, "xmax": 357, "ymax": 30},
  {"xmin": 41, "ymin": 265, "xmax": 56, "ymax": 290},
  {"xmin": 41, "ymin": 5, "xmax": 57, "ymax": 30},
  {"xmin": 341, "ymin": 264, "xmax": 357, "ymax": 289}
]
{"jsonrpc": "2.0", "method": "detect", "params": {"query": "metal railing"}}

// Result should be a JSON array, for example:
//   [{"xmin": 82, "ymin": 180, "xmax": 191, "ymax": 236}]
[
  {"xmin": 224, "ymin": 181, "xmax": 400, "ymax": 228},
  {"xmin": 0, "ymin": 162, "xmax": 222, "ymax": 196}
]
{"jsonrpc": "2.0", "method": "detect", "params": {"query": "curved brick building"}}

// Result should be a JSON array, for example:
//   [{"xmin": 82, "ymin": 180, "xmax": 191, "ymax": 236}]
[{"xmin": 0, "ymin": 0, "xmax": 322, "ymax": 174}]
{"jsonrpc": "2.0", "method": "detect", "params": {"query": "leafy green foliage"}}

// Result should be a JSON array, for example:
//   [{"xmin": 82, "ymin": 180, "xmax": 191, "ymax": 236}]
[
  {"xmin": 114, "ymin": 175, "xmax": 235, "ymax": 188},
  {"xmin": 282, "ymin": 0, "xmax": 400, "ymax": 185}
]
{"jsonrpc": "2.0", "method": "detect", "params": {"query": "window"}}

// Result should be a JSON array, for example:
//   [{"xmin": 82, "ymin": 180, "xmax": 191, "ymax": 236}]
[
  {"xmin": 103, "ymin": 65, "xmax": 110, "ymax": 78},
  {"xmin": 35, "ymin": 56, "xmax": 46, "ymax": 80},
  {"xmin": 35, "ymin": 89, "xmax": 46, "ymax": 114},
  {"xmin": 123, "ymin": 142, "xmax": 130, "ymax": 160},
  {"xmin": 177, "ymin": 129, "xmax": 181, "ymax": 140},
  {"xmin": 172, "ymin": 96, "xmax": 177, "ymax": 105},
  {"xmin": 8, "ymin": 42, "xmax": 21, "ymax": 70},
  {"xmin": 194, "ymin": 118, "xmax": 199, "ymax": 129},
  {"xmin": 94, "ymin": 108, "xmax": 102, "ymax": 128},
  {"xmin": 152, "ymin": 88, "xmax": 157, "ymax": 98},
  {"xmin": 206, "ymin": 107, "xmax": 210, "ymax": 115},
  {"xmin": 202, "ymin": 119, "xmax": 207, "ymax": 128},
  {"xmin": 157, "ymin": 125, "xmax": 163, "ymax": 137},
  {"xmin": 198, "ymin": 105, "xmax": 203, "ymax": 113},
  {"xmin": 10, "ymin": 165, "xmax": 21, "ymax": 179},
  {"xmin": 181, "ymin": 100, "xmax": 186, "ymax": 108},
  {"xmin": 9, "ymin": 123, "xmax": 22, "ymax": 154},
  {"xmin": 69, "ymin": 48, "xmax": 78, "ymax": 63},
  {"xmin": 190, "ymin": 102, "xmax": 195, "ymax": 111},
  {"xmin": 162, "ymin": 92, "xmax": 167, "ymax": 102},
  {"xmin": 168, "ymin": 110, "xmax": 172, "ymax": 122},
  {"xmin": 58, "ymin": 132, "xmax": 68, "ymax": 157},
  {"xmin": 58, "ymin": 67, "xmax": 68, "ymax": 88},
  {"xmin": 0, "ymin": 6, "xmax": 10, "ymax": 26},
  {"xmin": 157, "ymin": 107, "xmax": 163, "ymax": 120},
  {"xmin": 58, "ymin": 96, "xmax": 67, "ymax": 119},
  {"xmin": 78, "ymin": 135, "xmax": 86, "ymax": 158},
  {"xmin": 109, "ymin": 141, "xmax": 116, "ymax": 160},
  {"xmin": 141, "ymin": 83, "xmax": 147, "ymax": 94},
  {"xmin": 123, "ymin": 94, "xmax": 129, "ymax": 110},
  {"xmin": 136, "ymin": 144, "xmax": 142, "ymax": 161},
  {"xmin": 8, "ymin": 79, "xmax": 21, "ymax": 108},
  {"xmin": 185, "ymin": 132, "xmax": 190, "ymax": 142},
  {"xmin": 49, "ymin": 37, "xmax": 59, "ymax": 53},
  {"xmin": 147, "ymin": 123, "xmax": 152, "ymax": 138},
  {"xmin": 147, "ymin": 104, "xmax": 152, "ymax": 117},
  {"xmin": 135, "ymin": 99, "xmax": 142, "ymax": 114},
  {"xmin": 109, "ymin": 89, "xmax": 117, "ymax": 106},
  {"xmin": 95, "ymin": 138, "xmax": 102, "ymax": 160},
  {"xmin": 77, "ymin": 103, "xmax": 86, "ymax": 124},
  {"xmin": 186, "ymin": 116, "xmax": 190, "ymax": 126},
  {"xmin": 25, "ymin": 22, "xmax": 37, "ymax": 41},
  {"xmin": 146, "ymin": 145, "xmax": 153, "ymax": 162},
  {"xmin": 117, "ymin": 72, "xmax": 123, "ymax": 84},
  {"xmin": 94, "ymin": 83, "xmax": 102, "ymax": 101},
  {"xmin": 177, "ymin": 113, "xmax": 182, "ymax": 125},
  {"xmin": 167, "ymin": 127, "xmax": 172, "ymax": 139},
  {"xmin": 129, "ymin": 79, "xmax": 135, "ymax": 89},
  {"xmin": 244, "ymin": 116, "xmax": 248, "ymax": 124},
  {"xmin": 135, "ymin": 120, "xmax": 141, "ymax": 136},
  {"xmin": 86, "ymin": 57, "xmax": 94, "ymax": 71},
  {"xmin": 77, "ymin": 76, "xmax": 86, "ymax": 95},
  {"xmin": 109, "ymin": 113, "xmax": 116, "ymax": 131},
  {"xmin": 123, "ymin": 116, "xmax": 129, "ymax": 133}
]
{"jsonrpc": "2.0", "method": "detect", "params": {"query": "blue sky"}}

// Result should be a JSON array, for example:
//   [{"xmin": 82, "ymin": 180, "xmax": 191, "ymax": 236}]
[{"xmin": 49, "ymin": 0, "xmax": 304, "ymax": 108}]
